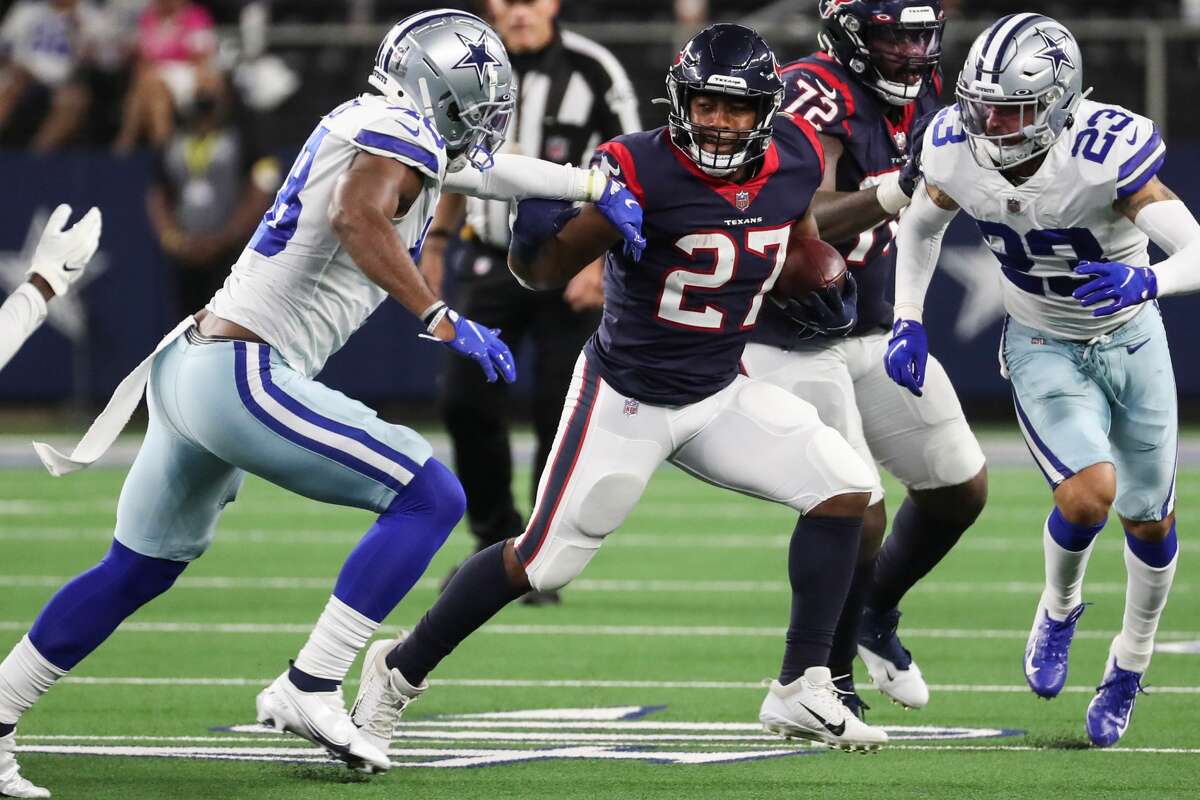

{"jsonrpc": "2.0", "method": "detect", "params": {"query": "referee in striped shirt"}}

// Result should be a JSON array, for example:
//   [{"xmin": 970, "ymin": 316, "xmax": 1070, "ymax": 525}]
[{"xmin": 422, "ymin": 0, "xmax": 640, "ymax": 605}]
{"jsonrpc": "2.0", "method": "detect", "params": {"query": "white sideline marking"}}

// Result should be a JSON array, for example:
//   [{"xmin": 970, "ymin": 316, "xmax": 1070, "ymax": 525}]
[
  {"xmin": 5, "ymin": 620, "xmax": 1200, "ymax": 641},
  {"xmin": 0, "ymin": 575, "xmax": 1176, "ymax": 595},
  {"xmin": 48, "ymin": 675, "xmax": 1200, "ymax": 694}
]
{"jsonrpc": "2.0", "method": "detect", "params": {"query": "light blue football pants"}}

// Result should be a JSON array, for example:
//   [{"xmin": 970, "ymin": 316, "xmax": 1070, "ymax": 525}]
[
  {"xmin": 114, "ymin": 332, "xmax": 436, "ymax": 561},
  {"xmin": 1001, "ymin": 305, "xmax": 1177, "ymax": 522}
]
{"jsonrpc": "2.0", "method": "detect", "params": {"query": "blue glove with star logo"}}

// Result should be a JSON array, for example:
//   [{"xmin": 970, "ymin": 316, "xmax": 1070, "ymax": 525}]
[
  {"xmin": 883, "ymin": 318, "xmax": 928, "ymax": 397},
  {"xmin": 1072, "ymin": 261, "xmax": 1158, "ymax": 317},
  {"xmin": 420, "ymin": 308, "xmax": 517, "ymax": 384},
  {"xmin": 594, "ymin": 179, "xmax": 646, "ymax": 262}
]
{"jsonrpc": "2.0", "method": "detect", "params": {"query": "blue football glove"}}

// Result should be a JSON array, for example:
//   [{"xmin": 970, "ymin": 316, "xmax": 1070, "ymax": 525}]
[
  {"xmin": 1072, "ymin": 261, "xmax": 1158, "ymax": 317},
  {"xmin": 898, "ymin": 109, "xmax": 939, "ymax": 198},
  {"xmin": 421, "ymin": 308, "xmax": 517, "ymax": 384},
  {"xmin": 884, "ymin": 318, "xmax": 928, "ymax": 397},
  {"xmin": 776, "ymin": 272, "xmax": 859, "ymax": 339},
  {"xmin": 594, "ymin": 179, "xmax": 646, "ymax": 262}
]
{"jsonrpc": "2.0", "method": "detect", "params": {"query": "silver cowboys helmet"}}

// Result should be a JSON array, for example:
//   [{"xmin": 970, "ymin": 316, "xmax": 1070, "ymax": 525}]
[
  {"xmin": 369, "ymin": 9, "xmax": 515, "ymax": 171},
  {"xmin": 956, "ymin": 14, "xmax": 1087, "ymax": 171}
]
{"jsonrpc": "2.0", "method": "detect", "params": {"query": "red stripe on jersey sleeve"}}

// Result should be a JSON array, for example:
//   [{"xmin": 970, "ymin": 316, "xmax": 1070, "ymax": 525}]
[
  {"xmin": 594, "ymin": 141, "xmax": 645, "ymax": 206},
  {"xmin": 779, "ymin": 113, "xmax": 826, "ymax": 177}
]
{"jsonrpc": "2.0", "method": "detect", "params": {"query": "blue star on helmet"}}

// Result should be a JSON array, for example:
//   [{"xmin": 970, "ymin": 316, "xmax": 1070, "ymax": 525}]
[
  {"xmin": 1033, "ymin": 28, "xmax": 1074, "ymax": 81},
  {"xmin": 453, "ymin": 31, "xmax": 501, "ymax": 87}
]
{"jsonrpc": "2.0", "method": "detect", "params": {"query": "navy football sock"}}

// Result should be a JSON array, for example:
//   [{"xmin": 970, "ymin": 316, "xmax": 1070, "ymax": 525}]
[
  {"xmin": 333, "ymin": 460, "xmax": 465, "ymax": 622},
  {"xmin": 28, "ymin": 541, "xmax": 187, "ymax": 670},
  {"xmin": 828, "ymin": 558, "xmax": 877, "ymax": 678},
  {"xmin": 0, "ymin": 721, "xmax": 14, "ymax": 737},
  {"xmin": 288, "ymin": 663, "xmax": 339, "ymax": 693},
  {"xmin": 780, "ymin": 515, "xmax": 862, "ymax": 685},
  {"xmin": 868, "ymin": 497, "xmax": 970, "ymax": 613},
  {"xmin": 386, "ymin": 541, "xmax": 524, "ymax": 684}
]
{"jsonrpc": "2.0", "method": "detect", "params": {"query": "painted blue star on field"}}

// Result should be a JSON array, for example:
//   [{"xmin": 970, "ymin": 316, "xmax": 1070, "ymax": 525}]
[
  {"xmin": 1032, "ymin": 28, "xmax": 1074, "ymax": 81},
  {"xmin": 453, "ymin": 31, "xmax": 500, "ymax": 86}
]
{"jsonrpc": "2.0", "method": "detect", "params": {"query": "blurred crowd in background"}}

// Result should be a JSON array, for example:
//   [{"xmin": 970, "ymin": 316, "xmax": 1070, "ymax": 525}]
[{"xmin": 2, "ymin": 0, "xmax": 1200, "ymax": 345}]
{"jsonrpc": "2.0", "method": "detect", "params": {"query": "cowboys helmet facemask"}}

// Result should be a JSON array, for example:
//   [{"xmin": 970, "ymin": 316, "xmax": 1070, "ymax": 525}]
[
  {"xmin": 818, "ymin": 0, "xmax": 945, "ymax": 106},
  {"xmin": 956, "ymin": 14, "xmax": 1088, "ymax": 171},
  {"xmin": 370, "ymin": 9, "xmax": 516, "ymax": 171},
  {"xmin": 664, "ymin": 23, "xmax": 785, "ymax": 177}
]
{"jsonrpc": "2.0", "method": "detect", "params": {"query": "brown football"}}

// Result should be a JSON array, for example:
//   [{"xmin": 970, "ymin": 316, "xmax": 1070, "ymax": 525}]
[{"xmin": 771, "ymin": 235, "xmax": 848, "ymax": 302}]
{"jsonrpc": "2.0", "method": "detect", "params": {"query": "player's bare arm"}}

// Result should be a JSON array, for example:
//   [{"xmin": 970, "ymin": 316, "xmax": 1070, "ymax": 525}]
[
  {"xmin": 509, "ymin": 205, "xmax": 622, "ymax": 290},
  {"xmin": 329, "ymin": 151, "xmax": 453, "ymax": 339},
  {"xmin": 419, "ymin": 193, "xmax": 466, "ymax": 294},
  {"xmin": 1114, "ymin": 176, "xmax": 1178, "ymax": 220},
  {"xmin": 810, "ymin": 135, "xmax": 897, "ymax": 243}
]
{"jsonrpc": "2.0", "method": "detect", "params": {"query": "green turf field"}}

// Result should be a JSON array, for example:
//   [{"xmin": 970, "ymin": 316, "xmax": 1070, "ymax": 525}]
[{"xmin": 1, "ymin": 463, "xmax": 1197, "ymax": 799}]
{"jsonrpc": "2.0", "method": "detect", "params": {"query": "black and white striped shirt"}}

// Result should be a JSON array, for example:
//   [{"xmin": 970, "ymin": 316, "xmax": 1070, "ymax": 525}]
[{"xmin": 467, "ymin": 28, "xmax": 641, "ymax": 250}]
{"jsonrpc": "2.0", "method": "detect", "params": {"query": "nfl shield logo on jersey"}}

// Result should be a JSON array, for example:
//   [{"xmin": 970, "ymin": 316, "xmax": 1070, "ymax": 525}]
[
  {"xmin": 1006, "ymin": 197, "xmax": 1024, "ymax": 214},
  {"xmin": 545, "ymin": 135, "xmax": 570, "ymax": 163},
  {"xmin": 893, "ymin": 131, "xmax": 907, "ymax": 151},
  {"xmin": 623, "ymin": 398, "xmax": 640, "ymax": 416},
  {"xmin": 735, "ymin": 190, "xmax": 751, "ymax": 212}
]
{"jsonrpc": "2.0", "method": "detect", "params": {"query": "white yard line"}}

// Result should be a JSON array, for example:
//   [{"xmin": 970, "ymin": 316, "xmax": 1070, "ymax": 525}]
[
  {"xmin": 3, "ymin": 619, "xmax": 1199, "ymax": 641},
  {"xmin": 0, "ymin": 575, "xmax": 1176, "ymax": 595},
  {"xmin": 46, "ymin": 675, "xmax": 1200, "ymax": 694}
]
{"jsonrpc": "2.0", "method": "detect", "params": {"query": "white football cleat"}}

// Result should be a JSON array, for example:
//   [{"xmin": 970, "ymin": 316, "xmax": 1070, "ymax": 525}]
[
  {"xmin": 351, "ymin": 635, "xmax": 427, "ymax": 754},
  {"xmin": 0, "ymin": 732, "xmax": 50, "ymax": 799},
  {"xmin": 759, "ymin": 667, "xmax": 889, "ymax": 753},
  {"xmin": 255, "ymin": 671, "xmax": 390, "ymax": 774},
  {"xmin": 857, "ymin": 607, "xmax": 929, "ymax": 709}
]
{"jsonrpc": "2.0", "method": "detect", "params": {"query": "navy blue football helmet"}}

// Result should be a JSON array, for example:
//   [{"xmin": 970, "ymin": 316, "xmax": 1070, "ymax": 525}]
[
  {"xmin": 665, "ymin": 24, "xmax": 784, "ymax": 176},
  {"xmin": 818, "ymin": 0, "xmax": 945, "ymax": 106}
]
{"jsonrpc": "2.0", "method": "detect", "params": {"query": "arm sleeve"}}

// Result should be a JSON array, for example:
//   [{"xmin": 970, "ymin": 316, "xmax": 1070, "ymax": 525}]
[
  {"xmin": 442, "ymin": 154, "xmax": 608, "ymax": 203},
  {"xmin": 1134, "ymin": 199, "xmax": 1200, "ymax": 297},
  {"xmin": 893, "ymin": 183, "xmax": 958, "ymax": 323},
  {"xmin": 0, "ymin": 282, "xmax": 48, "ymax": 375}
]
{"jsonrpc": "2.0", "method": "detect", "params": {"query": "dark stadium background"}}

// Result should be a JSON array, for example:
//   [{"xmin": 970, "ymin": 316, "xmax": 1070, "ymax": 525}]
[{"xmin": 3, "ymin": 0, "xmax": 1200, "ymax": 421}]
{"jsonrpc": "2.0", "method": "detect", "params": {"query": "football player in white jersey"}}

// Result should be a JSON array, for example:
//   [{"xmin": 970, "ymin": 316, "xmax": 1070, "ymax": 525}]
[
  {"xmin": 0, "ymin": 10, "xmax": 645, "ymax": 795},
  {"xmin": 886, "ymin": 14, "xmax": 1200, "ymax": 747},
  {"xmin": 0, "ymin": 205, "xmax": 100, "ymax": 376}
]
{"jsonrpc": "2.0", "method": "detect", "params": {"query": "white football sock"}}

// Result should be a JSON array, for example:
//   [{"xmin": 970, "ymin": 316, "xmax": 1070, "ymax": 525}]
[
  {"xmin": 1040, "ymin": 518, "xmax": 1096, "ymax": 620},
  {"xmin": 1111, "ymin": 544, "xmax": 1177, "ymax": 673},
  {"xmin": 292, "ymin": 595, "xmax": 379, "ymax": 683},
  {"xmin": 0, "ymin": 636, "xmax": 66, "ymax": 725}
]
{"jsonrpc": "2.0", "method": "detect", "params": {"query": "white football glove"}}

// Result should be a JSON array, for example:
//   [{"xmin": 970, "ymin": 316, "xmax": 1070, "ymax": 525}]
[{"xmin": 27, "ymin": 204, "xmax": 102, "ymax": 297}]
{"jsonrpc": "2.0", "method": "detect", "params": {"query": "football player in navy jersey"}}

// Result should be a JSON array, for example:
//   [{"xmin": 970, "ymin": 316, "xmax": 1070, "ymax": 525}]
[
  {"xmin": 350, "ymin": 24, "xmax": 892, "ymax": 753},
  {"xmin": 740, "ymin": 0, "xmax": 989, "ymax": 716}
]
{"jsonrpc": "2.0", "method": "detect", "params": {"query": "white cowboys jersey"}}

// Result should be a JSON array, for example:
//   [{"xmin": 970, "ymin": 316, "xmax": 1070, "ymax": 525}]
[
  {"xmin": 208, "ymin": 93, "xmax": 449, "ymax": 377},
  {"xmin": 922, "ymin": 98, "xmax": 1166, "ymax": 340}
]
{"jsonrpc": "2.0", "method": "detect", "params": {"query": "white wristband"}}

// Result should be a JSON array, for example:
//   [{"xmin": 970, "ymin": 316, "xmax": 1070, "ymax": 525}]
[
  {"xmin": 893, "ymin": 303, "xmax": 924, "ymax": 325},
  {"xmin": 876, "ymin": 171, "xmax": 911, "ymax": 216}
]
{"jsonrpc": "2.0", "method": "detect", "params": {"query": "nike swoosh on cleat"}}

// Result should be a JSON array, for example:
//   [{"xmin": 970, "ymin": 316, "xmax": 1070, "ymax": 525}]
[
  {"xmin": 62, "ymin": 265, "xmax": 82, "ymax": 272},
  {"xmin": 1126, "ymin": 339, "xmax": 1150, "ymax": 354},
  {"xmin": 798, "ymin": 703, "xmax": 846, "ymax": 737}
]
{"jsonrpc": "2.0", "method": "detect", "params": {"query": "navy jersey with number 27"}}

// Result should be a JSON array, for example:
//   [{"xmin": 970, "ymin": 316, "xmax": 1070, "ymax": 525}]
[{"xmin": 584, "ymin": 115, "xmax": 824, "ymax": 406}]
